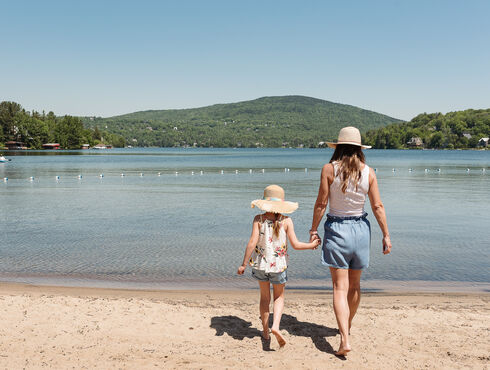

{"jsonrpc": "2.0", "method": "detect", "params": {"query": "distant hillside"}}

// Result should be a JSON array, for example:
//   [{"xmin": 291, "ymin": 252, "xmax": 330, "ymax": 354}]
[
  {"xmin": 364, "ymin": 109, "xmax": 490, "ymax": 149},
  {"xmin": 82, "ymin": 96, "xmax": 403, "ymax": 148}
]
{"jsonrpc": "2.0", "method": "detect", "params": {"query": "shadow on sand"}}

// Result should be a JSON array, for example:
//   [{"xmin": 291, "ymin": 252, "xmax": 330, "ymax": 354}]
[{"xmin": 210, "ymin": 314, "xmax": 339, "ymax": 355}]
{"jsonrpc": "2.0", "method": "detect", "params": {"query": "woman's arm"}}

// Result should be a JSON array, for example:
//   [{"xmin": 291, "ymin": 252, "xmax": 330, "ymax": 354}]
[
  {"xmin": 310, "ymin": 164, "xmax": 333, "ymax": 241},
  {"xmin": 237, "ymin": 216, "xmax": 261, "ymax": 274},
  {"xmin": 285, "ymin": 218, "xmax": 320, "ymax": 250},
  {"xmin": 367, "ymin": 168, "xmax": 392, "ymax": 254}
]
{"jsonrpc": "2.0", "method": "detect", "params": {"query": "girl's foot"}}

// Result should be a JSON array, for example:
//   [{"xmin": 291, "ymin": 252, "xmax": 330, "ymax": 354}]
[
  {"xmin": 262, "ymin": 330, "xmax": 270, "ymax": 340},
  {"xmin": 271, "ymin": 328, "xmax": 286, "ymax": 348}
]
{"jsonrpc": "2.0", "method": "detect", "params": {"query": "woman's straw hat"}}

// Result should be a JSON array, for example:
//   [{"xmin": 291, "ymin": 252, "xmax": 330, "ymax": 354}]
[
  {"xmin": 251, "ymin": 185, "xmax": 298, "ymax": 214},
  {"xmin": 327, "ymin": 126, "xmax": 371, "ymax": 149}
]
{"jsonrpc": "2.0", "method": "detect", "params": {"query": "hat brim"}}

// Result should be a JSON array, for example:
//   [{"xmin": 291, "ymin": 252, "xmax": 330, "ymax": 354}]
[
  {"xmin": 326, "ymin": 141, "xmax": 371, "ymax": 149},
  {"xmin": 251, "ymin": 200, "xmax": 298, "ymax": 214}
]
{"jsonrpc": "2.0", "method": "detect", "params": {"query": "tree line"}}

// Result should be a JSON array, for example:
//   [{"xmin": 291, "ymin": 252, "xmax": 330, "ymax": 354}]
[
  {"xmin": 363, "ymin": 109, "xmax": 489, "ymax": 149},
  {"xmin": 0, "ymin": 101, "xmax": 125, "ymax": 149}
]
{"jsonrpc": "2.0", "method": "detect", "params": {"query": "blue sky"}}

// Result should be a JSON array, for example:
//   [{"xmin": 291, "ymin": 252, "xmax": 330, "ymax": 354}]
[{"xmin": 1, "ymin": 0, "xmax": 489, "ymax": 120}]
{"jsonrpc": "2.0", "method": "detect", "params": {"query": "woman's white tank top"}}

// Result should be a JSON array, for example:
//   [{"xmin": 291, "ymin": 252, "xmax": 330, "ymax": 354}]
[{"xmin": 328, "ymin": 162, "xmax": 370, "ymax": 217}]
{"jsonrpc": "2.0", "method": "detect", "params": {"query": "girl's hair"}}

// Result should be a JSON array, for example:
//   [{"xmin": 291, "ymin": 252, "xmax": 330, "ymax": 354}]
[
  {"xmin": 329, "ymin": 144, "xmax": 366, "ymax": 193},
  {"xmin": 273, "ymin": 213, "xmax": 282, "ymax": 237}
]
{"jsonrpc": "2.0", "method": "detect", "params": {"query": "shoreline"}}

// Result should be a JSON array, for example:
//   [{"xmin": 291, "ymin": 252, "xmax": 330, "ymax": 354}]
[
  {"xmin": 1, "ymin": 283, "xmax": 488, "ymax": 368},
  {"xmin": 0, "ymin": 277, "xmax": 489, "ymax": 294}
]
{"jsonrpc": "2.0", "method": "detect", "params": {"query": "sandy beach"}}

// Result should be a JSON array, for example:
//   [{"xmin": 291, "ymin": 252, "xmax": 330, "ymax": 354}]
[{"xmin": 0, "ymin": 283, "xmax": 488, "ymax": 369}]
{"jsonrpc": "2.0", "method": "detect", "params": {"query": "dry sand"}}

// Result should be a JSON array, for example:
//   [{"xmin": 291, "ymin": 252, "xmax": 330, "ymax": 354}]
[{"xmin": 0, "ymin": 283, "xmax": 488, "ymax": 369}]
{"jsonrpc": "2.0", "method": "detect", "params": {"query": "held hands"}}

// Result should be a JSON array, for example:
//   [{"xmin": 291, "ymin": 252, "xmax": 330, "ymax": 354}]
[
  {"xmin": 237, "ymin": 265, "xmax": 246, "ymax": 275},
  {"xmin": 310, "ymin": 238, "xmax": 321, "ymax": 250},
  {"xmin": 309, "ymin": 231, "xmax": 321, "ymax": 250},
  {"xmin": 382, "ymin": 235, "xmax": 392, "ymax": 254}
]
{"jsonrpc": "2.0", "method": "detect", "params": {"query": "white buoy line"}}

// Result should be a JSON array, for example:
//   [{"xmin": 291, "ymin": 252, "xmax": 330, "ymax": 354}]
[{"xmin": 1, "ymin": 167, "xmax": 488, "ymax": 183}]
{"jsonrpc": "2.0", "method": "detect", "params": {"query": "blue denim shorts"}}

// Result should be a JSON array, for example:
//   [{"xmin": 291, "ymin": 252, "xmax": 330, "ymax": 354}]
[
  {"xmin": 252, "ymin": 268, "xmax": 288, "ymax": 285},
  {"xmin": 321, "ymin": 213, "xmax": 371, "ymax": 270}
]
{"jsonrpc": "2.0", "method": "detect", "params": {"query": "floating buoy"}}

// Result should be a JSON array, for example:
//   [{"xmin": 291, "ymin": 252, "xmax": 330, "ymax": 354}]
[
  {"xmin": 249, "ymin": 169, "xmax": 252, "ymax": 174},
  {"xmin": 305, "ymin": 168, "xmax": 308, "ymax": 173},
  {"xmin": 408, "ymin": 168, "xmax": 413, "ymax": 172},
  {"xmin": 374, "ymin": 168, "xmax": 377, "ymax": 172},
  {"xmin": 482, "ymin": 168, "xmax": 486, "ymax": 172},
  {"xmin": 3, "ymin": 177, "xmax": 7, "ymax": 182},
  {"xmin": 200, "ymin": 171, "xmax": 203, "ymax": 175},
  {"xmin": 140, "ymin": 173, "xmax": 144, "ymax": 177},
  {"xmin": 78, "ymin": 174, "xmax": 82, "ymax": 179},
  {"xmin": 262, "ymin": 169, "xmax": 265, "ymax": 173},
  {"xmin": 157, "ymin": 172, "xmax": 161, "ymax": 176},
  {"xmin": 425, "ymin": 169, "xmax": 429, "ymax": 173},
  {"xmin": 55, "ymin": 176, "xmax": 60, "ymax": 180},
  {"xmin": 175, "ymin": 171, "xmax": 178, "ymax": 176},
  {"xmin": 392, "ymin": 168, "xmax": 396, "ymax": 172},
  {"xmin": 221, "ymin": 170, "xmax": 224, "ymax": 175},
  {"xmin": 29, "ymin": 176, "xmax": 34, "ymax": 181},
  {"xmin": 99, "ymin": 174, "xmax": 104, "ymax": 178},
  {"xmin": 466, "ymin": 168, "xmax": 470, "ymax": 172},
  {"xmin": 437, "ymin": 168, "xmax": 441, "ymax": 173},
  {"xmin": 284, "ymin": 168, "xmax": 287, "ymax": 173},
  {"xmin": 235, "ymin": 170, "xmax": 239, "ymax": 174},
  {"xmin": 120, "ymin": 173, "xmax": 125, "ymax": 177},
  {"xmin": 191, "ymin": 171, "xmax": 194, "ymax": 175}
]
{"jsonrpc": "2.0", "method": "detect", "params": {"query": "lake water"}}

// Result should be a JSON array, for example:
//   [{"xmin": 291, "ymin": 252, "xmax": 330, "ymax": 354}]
[{"xmin": 0, "ymin": 148, "xmax": 489, "ymax": 290}]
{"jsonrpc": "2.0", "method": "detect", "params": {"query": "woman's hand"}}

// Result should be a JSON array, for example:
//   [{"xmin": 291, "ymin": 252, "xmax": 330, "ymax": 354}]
[
  {"xmin": 237, "ymin": 265, "xmax": 246, "ymax": 275},
  {"xmin": 309, "ymin": 231, "xmax": 320, "ymax": 243},
  {"xmin": 382, "ymin": 235, "xmax": 392, "ymax": 254}
]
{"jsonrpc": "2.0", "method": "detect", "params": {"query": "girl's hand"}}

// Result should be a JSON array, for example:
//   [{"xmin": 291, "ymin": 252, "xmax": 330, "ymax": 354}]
[
  {"xmin": 310, "ymin": 238, "xmax": 321, "ymax": 250},
  {"xmin": 382, "ymin": 235, "xmax": 392, "ymax": 254},
  {"xmin": 237, "ymin": 265, "xmax": 246, "ymax": 275}
]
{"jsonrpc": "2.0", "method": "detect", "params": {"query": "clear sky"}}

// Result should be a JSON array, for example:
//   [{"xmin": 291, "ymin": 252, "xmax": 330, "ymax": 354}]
[{"xmin": 1, "ymin": 0, "xmax": 489, "ymax": 120}]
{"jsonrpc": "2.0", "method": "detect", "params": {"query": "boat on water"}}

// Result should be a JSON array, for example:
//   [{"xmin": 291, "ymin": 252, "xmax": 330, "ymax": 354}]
[{"xmin": 0, "ymin": 156, "xmax": 10, "ymax": 163}]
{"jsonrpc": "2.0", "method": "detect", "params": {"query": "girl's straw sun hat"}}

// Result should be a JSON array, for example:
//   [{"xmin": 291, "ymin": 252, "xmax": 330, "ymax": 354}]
[
  {"xmin": 251, "ymin": 185, "xmax": 298, "ymax": 214},
  {"xmin": 326, "ymin": 126, "xmax": 371, "ymax": 149}
]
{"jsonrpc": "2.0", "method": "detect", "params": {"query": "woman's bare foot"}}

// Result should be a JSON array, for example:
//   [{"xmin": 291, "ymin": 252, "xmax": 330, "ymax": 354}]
[
  {"xmin": 335, "ymin": 334, "xmax": 351, "ymax": 356},
  {"xmin": 271, "ymin": 328, "xmax": 286, "ymax": 347},
  {"xmin": 335, "ymin": 345, "xmax": 351, "ymax": 356}
]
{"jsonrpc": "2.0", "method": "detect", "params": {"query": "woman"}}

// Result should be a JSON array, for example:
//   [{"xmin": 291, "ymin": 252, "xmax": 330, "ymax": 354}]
[{"xmin": 309, "ymin": 126, "xmax": 392, "ymax": 356}]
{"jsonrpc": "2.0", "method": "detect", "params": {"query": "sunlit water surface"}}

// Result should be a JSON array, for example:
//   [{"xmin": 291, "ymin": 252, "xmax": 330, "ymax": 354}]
[{"xmin": 1, "ymin": 148, "xmax": 489, "ymax": 290}]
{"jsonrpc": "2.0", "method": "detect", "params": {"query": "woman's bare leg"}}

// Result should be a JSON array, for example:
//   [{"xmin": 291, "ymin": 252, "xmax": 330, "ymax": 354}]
[
  {"xmin": 270, "ymin": 283, "xmax": 286, "ymax": 347},
  {"xmin": 258, "ymin": 281, "xmax": 271, "ymax": 340},
  {"xmin": 347, "ymin": 269, "xmax": 362, "ymax": 332},
  {"xmin": 330, "ymin": 267, "xmax": 351, "ymax": 355}
]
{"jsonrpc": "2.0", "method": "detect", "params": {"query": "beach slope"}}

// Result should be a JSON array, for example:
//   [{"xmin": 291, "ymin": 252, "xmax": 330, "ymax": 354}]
[{"xmin": 0, "ymin": 284, "xmax": 488, "ymax": 369}]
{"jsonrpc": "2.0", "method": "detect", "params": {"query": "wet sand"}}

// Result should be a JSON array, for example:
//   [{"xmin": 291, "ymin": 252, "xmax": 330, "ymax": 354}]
[{"xmin": 0, "ymin": 283, "xmax": 489, "ymax": 369}]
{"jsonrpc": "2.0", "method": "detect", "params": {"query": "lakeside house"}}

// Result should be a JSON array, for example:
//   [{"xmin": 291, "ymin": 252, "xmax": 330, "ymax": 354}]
[
  {"xmin": 407, "ymin": 137, "xmax": 423, "ymax": 147},
  {"xmin": 5, "ymin": 141, "xmax": 25, "ymax": 150},
  {"xmin": 42, "ymin": 143, "xmax": 60, "ymax": 150},
  {"xmin": 81, "ymin": 144, "xmax": 90, "ymax": 149},
  {"xmin": 479, "ymin": 138, "xmax": 489, "ymax": 147}
]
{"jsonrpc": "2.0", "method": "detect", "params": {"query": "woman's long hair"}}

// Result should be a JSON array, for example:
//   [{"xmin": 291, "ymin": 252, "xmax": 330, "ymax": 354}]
[{"xmin": 329, "ymin": 144, "xmax": 366, "ymax": 193}]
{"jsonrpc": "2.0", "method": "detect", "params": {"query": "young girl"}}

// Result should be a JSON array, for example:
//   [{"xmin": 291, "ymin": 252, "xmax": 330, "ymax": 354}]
[{"xmin": 237, "ymin": 184, "xmax": 320, "ymax": 348}]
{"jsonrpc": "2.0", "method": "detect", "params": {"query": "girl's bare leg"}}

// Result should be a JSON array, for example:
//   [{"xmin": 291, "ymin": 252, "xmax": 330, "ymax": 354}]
[
  {"xmin": 271, "ymin": 283, "xmax": 286, "ymax": 347},
  {"xmin": 347, "ymin": 269, "xmax": 362, "ymax": 332},
  {"xmin": 330, "ymin": 267, "xmax": 351, "ymax": 355},
  {"xmin": 258, "ymin": 281, "xmax": 271, "ymax": 339}
]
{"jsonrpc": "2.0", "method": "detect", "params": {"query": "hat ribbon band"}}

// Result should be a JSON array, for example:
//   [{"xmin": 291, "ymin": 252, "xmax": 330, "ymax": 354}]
[{"xmin": 263, "ymin": 197, "xmax": 283, "ymax": 201}]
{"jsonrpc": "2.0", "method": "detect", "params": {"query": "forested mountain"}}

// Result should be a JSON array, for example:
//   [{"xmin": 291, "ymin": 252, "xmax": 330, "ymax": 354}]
[
  {"xmin": 0, "ymin": 101, "xmax": 125, "ymax": 149},
  {"xmin": 82, "ymin": 96, "xmax": 403, "ymax": 147},
  {"xmin": 364, "ymin": 109, "xmax": 490, "ymax": 149}
]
